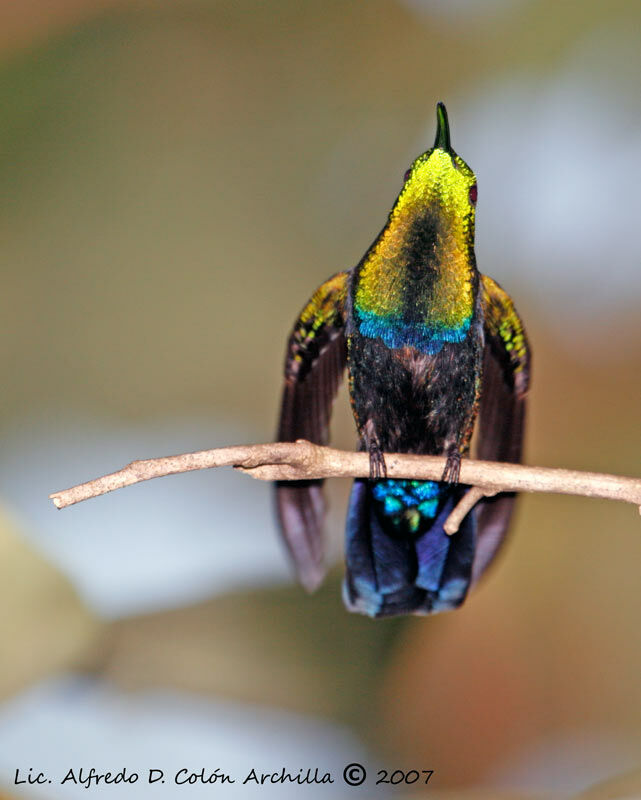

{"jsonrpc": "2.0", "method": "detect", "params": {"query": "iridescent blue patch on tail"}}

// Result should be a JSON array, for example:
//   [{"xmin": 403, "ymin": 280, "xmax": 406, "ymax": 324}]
[
  {"xmin": 343, "ymin": 478, "xmax": 476, "ymax": 618},
  {"xmin": 372, "ymin": 479, "xmax": 440, "ymax": 525}
]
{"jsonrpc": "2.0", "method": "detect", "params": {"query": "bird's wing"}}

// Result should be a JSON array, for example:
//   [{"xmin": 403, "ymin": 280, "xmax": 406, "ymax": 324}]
[
  {"xmin": 473, "ymin": 274, "xmax": 531, "ymax": 584},
  {"xmin": 275, "ymin": 271, "xmax": 349, "ymax": 590}
]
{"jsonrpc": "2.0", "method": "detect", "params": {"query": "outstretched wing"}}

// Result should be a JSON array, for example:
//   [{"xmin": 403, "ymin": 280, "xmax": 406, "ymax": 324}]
[
  {"xmin": 275, "ymin": 272, "xmax": 349, "ymax": 591},
  {"xmin": 472, "ymin": 274, "xmax": 531, "ymax": 583}
]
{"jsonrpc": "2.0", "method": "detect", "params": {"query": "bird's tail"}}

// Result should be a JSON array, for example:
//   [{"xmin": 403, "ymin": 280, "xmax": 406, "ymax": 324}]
[{"xmin": 343, "ymin": 478, "xmax": 476, "ymax": 618}]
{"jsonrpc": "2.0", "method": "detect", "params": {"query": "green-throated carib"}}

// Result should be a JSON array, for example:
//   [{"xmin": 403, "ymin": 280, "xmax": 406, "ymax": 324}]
[{"xmin": 275, "ymin": 103, "xmax": 530, "ymax": 617}]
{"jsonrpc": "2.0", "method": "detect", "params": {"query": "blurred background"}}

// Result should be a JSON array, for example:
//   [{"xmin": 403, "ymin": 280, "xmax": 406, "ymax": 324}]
[{"xmin": 0, "ymin": 0, "xmax": 640, "ymax": 797}]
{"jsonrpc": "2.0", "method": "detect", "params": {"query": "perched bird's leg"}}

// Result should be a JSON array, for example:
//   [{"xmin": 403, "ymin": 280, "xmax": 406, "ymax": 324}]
[
  {"xmin": 368, "ymin": 441, "xmax": 388, "ymax": 480},
  {"xmin": 442, "ymin": 446, "xmax": 461, "ymax": 485},
  {"xmin": 364, "ymin": 420, "xmax": 388, "ymax": 480}
]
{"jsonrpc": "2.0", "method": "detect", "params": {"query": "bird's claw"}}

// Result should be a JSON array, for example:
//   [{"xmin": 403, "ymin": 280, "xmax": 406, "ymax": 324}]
[
  {"xmin": 368, "ymin": 442, "xmax": 388, "ymax": 480},
  {"xmin": 442, "ymin": 450, "xmax": 461, "ymax": 485}
]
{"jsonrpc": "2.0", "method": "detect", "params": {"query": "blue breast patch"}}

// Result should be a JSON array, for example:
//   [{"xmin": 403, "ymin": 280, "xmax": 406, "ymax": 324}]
[{"xmin": 357, "ymin": 309, "xmax": 470, "ymax": 354}]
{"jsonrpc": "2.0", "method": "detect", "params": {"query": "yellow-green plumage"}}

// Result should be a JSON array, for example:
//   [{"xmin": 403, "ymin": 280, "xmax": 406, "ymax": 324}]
[{"xmin": 359, "ymin": 150, "xmax": 477, "ymax": 326}]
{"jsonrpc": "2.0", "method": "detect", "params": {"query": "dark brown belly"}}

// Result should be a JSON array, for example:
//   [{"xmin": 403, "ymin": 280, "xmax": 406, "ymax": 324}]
[{"xmin": 347, "ymin": 331, "xmax": 482, "ymax": 455}]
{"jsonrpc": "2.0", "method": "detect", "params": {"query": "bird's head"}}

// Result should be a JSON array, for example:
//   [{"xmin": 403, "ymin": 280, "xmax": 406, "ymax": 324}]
[{"xmin": 393, "ymin": 103, "xmax": 478, "ymax": 243}]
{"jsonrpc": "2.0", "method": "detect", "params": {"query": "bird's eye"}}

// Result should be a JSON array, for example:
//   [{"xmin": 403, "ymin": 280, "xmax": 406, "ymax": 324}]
[
  {"xmin": 469, "ymin": 184, "xmax": 478, "ymax": 205},
  {"xmin": 404, "ymin": 168, "xmax": 412, "ymax": 182}
]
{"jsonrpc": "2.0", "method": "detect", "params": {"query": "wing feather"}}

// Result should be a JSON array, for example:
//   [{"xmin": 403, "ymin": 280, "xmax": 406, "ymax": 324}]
[
  {"xmin": 275, "ymin": 272, "xmax": 349, "ymax": 590},
  {"xmin": 473, "ymin": 274, "xmax": 531, "ymax": 583}
]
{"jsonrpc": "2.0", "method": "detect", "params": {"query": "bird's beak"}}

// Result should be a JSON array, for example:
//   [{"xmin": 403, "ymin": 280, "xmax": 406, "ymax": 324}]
[{"xmin": 434, "ymin": 102, "xmax": 451, "ymax": 152}]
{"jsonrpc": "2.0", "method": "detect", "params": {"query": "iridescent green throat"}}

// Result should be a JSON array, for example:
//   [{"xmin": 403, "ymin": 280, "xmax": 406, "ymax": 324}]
[{"xmin": 354, "ymin": 162, "xmax": 477, "ymax": 355}]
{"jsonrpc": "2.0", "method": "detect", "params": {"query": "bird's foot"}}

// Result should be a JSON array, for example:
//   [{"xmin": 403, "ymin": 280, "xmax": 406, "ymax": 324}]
[
  {"xmin": 368, "ymin": 440, "xmax": 388, "ymax": 480},
  {"xmin": 442, "ymin": 450, "xmax": 461, "ymax": 485}
]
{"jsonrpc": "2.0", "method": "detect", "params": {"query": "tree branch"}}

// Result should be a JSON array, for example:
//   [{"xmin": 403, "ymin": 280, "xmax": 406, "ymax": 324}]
[{"xmin": 49, "ymin": 440, "xmax": 641, "ymax": 535}]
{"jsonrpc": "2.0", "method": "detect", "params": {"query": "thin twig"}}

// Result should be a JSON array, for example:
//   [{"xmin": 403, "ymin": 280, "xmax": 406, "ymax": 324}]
[
  {"xmin": 49, "ymin": 440, "xmax": 641, "ymax": 535},
  {"xmin": 443, "ymin": 486, "xmax": 497, "ymax": 535}
]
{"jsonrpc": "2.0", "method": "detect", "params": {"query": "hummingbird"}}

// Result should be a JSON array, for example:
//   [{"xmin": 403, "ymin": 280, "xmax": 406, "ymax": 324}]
[{"xmin": 275, "ymin": 103, "xmax": 530, "ymax": 617}]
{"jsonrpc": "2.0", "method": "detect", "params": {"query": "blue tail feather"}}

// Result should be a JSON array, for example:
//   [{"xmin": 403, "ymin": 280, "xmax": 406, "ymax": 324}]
[{"xmin": 343, "ymin": 478, "xmax": 476, "ymax": 618}]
